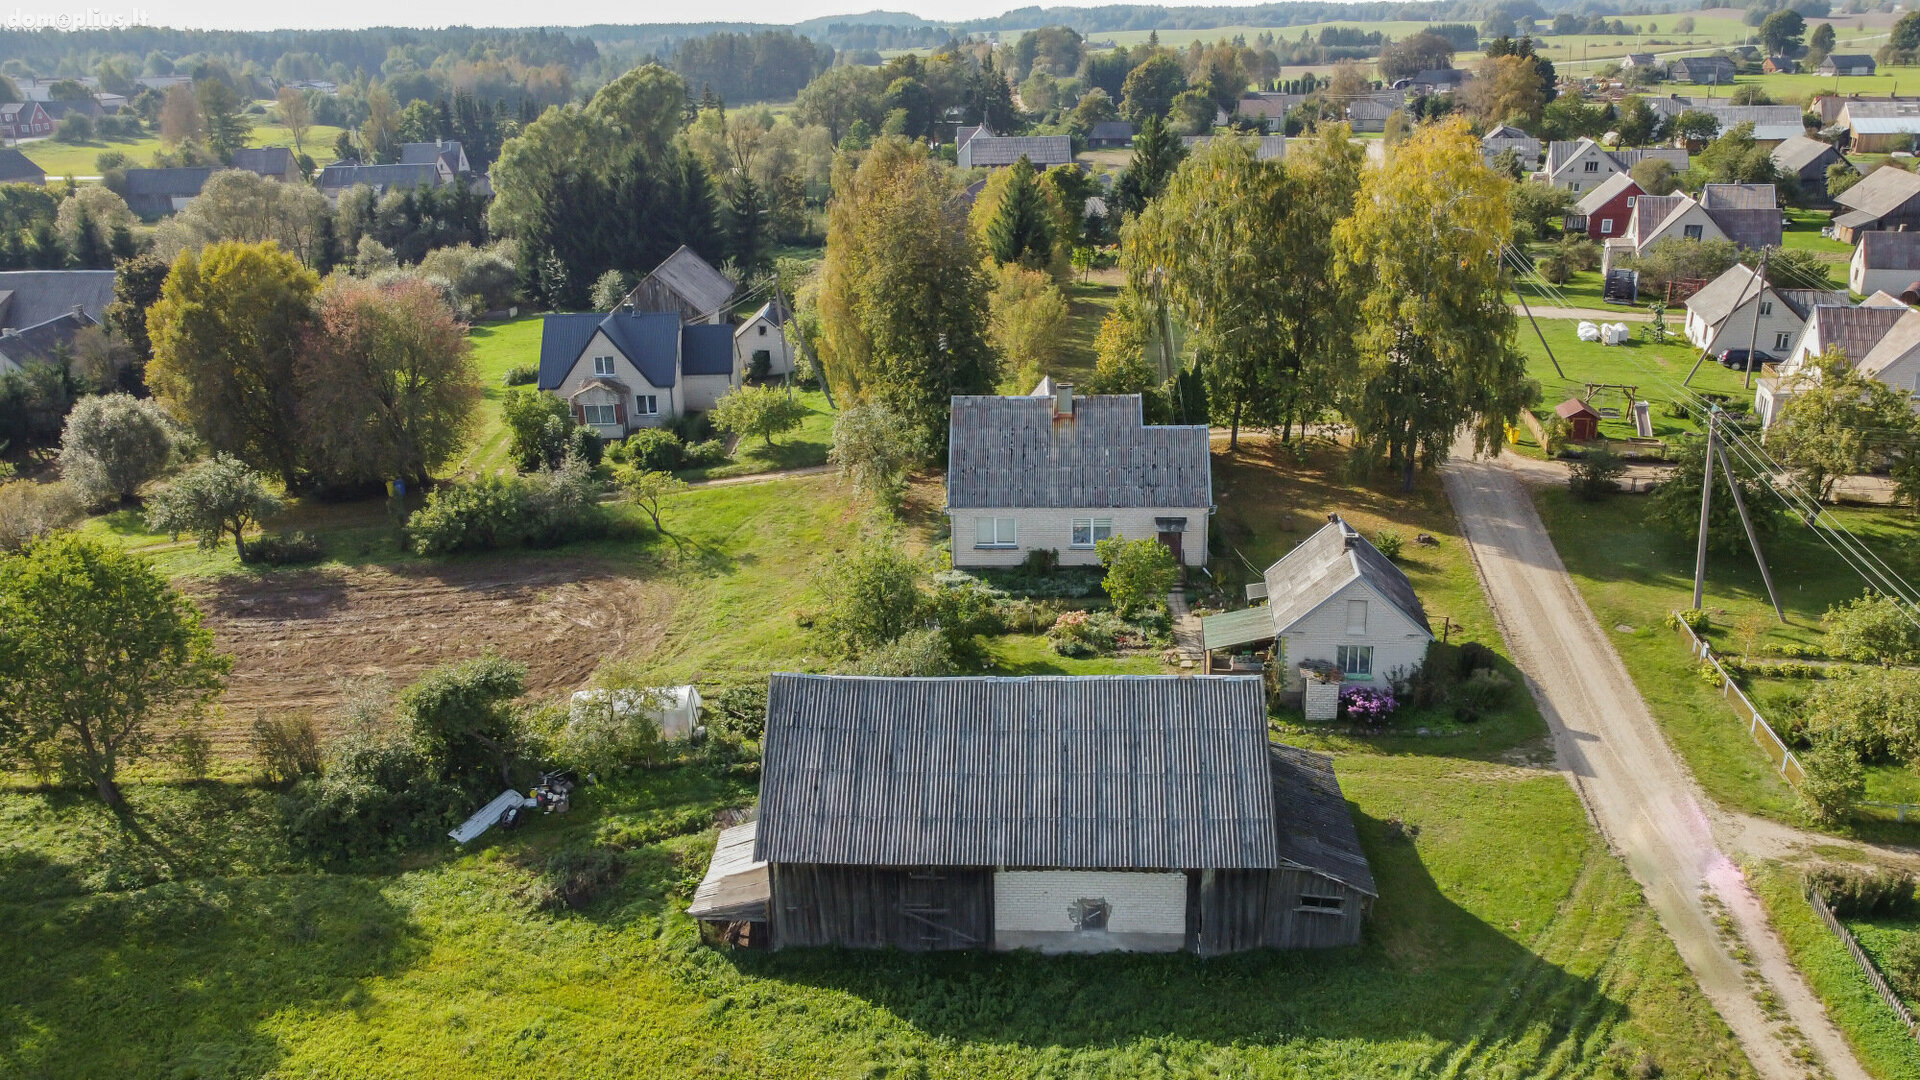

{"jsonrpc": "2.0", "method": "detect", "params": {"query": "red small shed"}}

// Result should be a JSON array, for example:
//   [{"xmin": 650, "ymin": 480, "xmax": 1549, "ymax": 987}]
[{"xmin": 1555, "ymin": 398, "xmax": 1602, "ymax": 442}]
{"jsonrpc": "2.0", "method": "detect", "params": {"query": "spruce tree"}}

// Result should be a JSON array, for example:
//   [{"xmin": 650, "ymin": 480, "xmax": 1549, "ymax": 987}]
[
  {"xmin": 672, "ymin": 154, "xmax": 724, "ymax": 262},
  {"xmin": 986, "ymin": 156, "xmax": 1053, "ymax": 269},
  {"xmin": 725, "ymin": 172, "xmax": 767, "ymax": 278}
]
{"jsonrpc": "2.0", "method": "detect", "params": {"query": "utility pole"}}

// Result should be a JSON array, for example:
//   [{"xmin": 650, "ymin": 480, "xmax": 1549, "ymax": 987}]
[
  {"xmin": 1742, "ymin": 246, "xmax": 1769, "ymax": 390},
  {"xmin": 1693, "ymin": 408, "xmax": 1718, "ymax": 611},
  {"xmin": 1714, "ymin": 438, "xmax": 1786, "ymax": 622},
  {"xmin": 1513, "ymin": 278, "xmax": 1566, "ymax": 378}
]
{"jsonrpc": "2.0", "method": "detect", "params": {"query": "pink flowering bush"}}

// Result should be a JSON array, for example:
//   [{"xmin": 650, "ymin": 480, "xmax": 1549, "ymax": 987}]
[{"xmin": 1340, "ymin": 685, "xmax": 1398, "ymax": 727}]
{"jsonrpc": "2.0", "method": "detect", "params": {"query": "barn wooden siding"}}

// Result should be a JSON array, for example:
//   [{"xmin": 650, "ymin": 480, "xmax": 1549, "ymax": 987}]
[
  {"xmin": 1193, "ymin": 867, "xmax": 1369, "ymax": 954},
  {"xmin": 770, "ymin": 864, "xmax": 992, "ymax": 951},
  {"xmin": 625, "ymin": 277, "xmax": 702, "ymax": 324}
]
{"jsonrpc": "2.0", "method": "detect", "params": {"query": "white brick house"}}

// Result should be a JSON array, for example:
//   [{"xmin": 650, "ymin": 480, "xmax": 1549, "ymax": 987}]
[
  {"xmin": 945, "ymin": 382, "xmax": 1213, "ymax": 569},
  {"xmin": 733, "ymin": 298, "xmax": 794, "ymax": 378},
  {"xmin": 1202, "ymin": 514, "xmax": 1434, "ymax": 690}
]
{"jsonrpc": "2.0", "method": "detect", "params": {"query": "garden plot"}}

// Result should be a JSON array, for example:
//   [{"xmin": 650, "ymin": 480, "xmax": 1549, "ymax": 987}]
[{"xmin": 186, "ymin": 558, "xmax": 671, "ymax": 753}]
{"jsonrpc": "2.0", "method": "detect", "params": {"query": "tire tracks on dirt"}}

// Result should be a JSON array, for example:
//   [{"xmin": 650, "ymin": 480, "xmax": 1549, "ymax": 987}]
[{"xmin": 1441, "ymin": 450, "xmax": 1866, "ymax": 1080}]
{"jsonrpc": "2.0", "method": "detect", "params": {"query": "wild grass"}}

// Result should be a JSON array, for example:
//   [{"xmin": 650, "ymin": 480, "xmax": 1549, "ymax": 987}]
[
  {"xmin": 1533, "ymin": 485, "xmax": 1920, "ymax": 841},
  {"xmin": 17, "ymin": 120, "xmax": 350, "ymax": 179},
  {"xmin": 1749, "ymin": 862, "xmax": 1920, "ymax": 1080}
]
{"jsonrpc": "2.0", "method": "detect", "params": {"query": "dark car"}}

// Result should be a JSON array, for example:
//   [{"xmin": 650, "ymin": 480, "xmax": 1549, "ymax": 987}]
[{"xmin": 1718, "ymin": 348, "xmax": 1772, "ymax": 371}]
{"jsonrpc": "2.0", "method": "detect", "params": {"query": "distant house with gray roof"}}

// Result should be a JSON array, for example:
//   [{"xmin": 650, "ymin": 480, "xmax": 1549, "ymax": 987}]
[
  {"xmin": 621, "ymin": 245, "xmax": 736, "ymax": 325},
  {"xmin": 1683, "ymin": 262, "xmax": 1846, "ymax": 360},
  {"xmin": 1083, "ymin": 120, "xmax": 1136, "ymax": 148},
  {"xmin": 0, "ymin": 148, "xmax": 45, "ymax": 186},
  {"xmin": 315, "ymin": 160, "xmax": 450, "ymax": 202},
  {"xmin": 957, "ymin": 134, "xmax": 1073, "ymax": 169},
  {"xmin": 400, "ymin": 139, "xmax": 471, "ymax": 175},
  {"xmin": 228, "ymin": 146, "xmax": 301, "ymax": 183},
  {"xmin": 1770, "ymin": 135, "xmax": 1848, "ymax": 204},
  {"xmin": 0, "ymin": 270, "xmax": 115, "ymax": 374},
  {"xmin": 1668, "ymin": 56, "xmax": 1737, "ymax": 85},
  {"xmin": 536, "ymin": 307, "xmax": 742, "ymax": 439},
  {"xmin": 1831, "ymin": 164, "xmax": 1920, "ymax": 240},
  {"xmin": 686, "ymin": 672, "xmax": 1374, "ymax": 953},
  {"xmin": 1536, "ymin": 138, "xmax": 1688, "ymax": 194},
  {"xmin": 1850, "ymin": 229, "xmax": 1920, "ymax": 296},
  {"xmin": 1481, "ymin": 124, "xmax": 1542, "ymax": 172},
  {"xmin": 1820, "ymin": 54, "xmax": 1877, "ymax": 77},
  {"xmin": 946, "ymin": 383, "xmax": 1212, "ymax": 569},
  {"xmin": 1201, "ymin": 514, "xmax": 1433, "ymax": 692}
]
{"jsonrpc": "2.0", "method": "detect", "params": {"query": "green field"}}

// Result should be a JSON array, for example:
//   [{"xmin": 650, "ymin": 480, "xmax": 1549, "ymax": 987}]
[
  {"xmin": 1533, "ymin": 485, "xmax": 1920, "ymax": 840},
  {"xmin": 1751, "ymin": 863, "xmax": 1920, "ymax": 1080},
  {"xmin": 17, "ymin": 119, "xmax": 349, "ymax": 179},
  {"xmin": 1514, "ymin": 316, "xmax": 1751, "ymax": 443},
  {"xmin": 2, "ymin": 442, "xmax": 1755, "ymax": 1079}
]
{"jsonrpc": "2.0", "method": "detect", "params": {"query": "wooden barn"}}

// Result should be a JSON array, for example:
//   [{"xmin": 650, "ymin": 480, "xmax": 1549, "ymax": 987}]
[{"xmin": 687, "ymin": 673, "xmax": 1376, "ymax": 954}]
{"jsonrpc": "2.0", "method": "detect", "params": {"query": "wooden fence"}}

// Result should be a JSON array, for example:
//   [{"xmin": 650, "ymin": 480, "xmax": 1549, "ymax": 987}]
[
  {"xmin": 1672, "ymin": 615, "xmax": 1806, "ymax": 787},
  {"xmin": 1806, "ymin": 884, "xmax": 1920, "ymax": 1043}
]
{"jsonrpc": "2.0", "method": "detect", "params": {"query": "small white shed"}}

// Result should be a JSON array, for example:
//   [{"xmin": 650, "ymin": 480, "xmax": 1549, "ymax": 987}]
[{"xmin": 568, "ymin": 685, "xmax": 704, "ymax": 740}]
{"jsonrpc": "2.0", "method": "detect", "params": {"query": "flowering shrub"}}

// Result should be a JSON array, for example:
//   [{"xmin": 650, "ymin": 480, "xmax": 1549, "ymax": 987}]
[
  {"xmin": 1046, "ymin": 609, "xmax": 1125, "ymax": 658},
  {"xmin": 1340, "ymin": 685, "xmax": 1398, "ymax": 726}
]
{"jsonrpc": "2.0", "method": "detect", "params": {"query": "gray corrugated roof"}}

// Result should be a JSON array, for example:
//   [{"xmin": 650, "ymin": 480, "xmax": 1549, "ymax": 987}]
[
  {"xmin": 962, "ymin": 134, "xmax": 1073, "ymax": 168},
  {"xmin": 122, "ymin": 166, "xmax": 217, "ymax": 196},
  {"xmin": 946, "ymin": 394, "xmax": 1211, "ymax": 509},
  {"xmin": 1834, "ymin": 164, "xmax": 1920, "ymax": 218},
  {"xmin": 229, "ymin": 147, "xmax": 294, "ymax": 175},
  {"xmin": 1701, "ymin": 183, "xmax": 1776, "ymax": 209},
  {"xmin": 1802, "ymin": 303, "xmax": 1906, "ymax": 362},
  {"xmin": 1857, "ymin": 229, "xmax": 1920, "ymax": 272},
  {"xmin": 317, "ymin": 162, "xmax": 443, "ymax": 192},
  {"xmin": 1260, "ymin": 515, "xmax": 1432, "ymax": 639},
  {"xmin": 1771, "ymin": 134, "xmax": 1843, "ymax": 174},
  {"xmin": 1823, "ymin": 54, "xmax": 1876, "ymax": 69},
  {"xmin": 0, "ymin": 270, "xmax": 116, "ymax": 329},
  {"xmin": 633, "ymin": 245, "xmax": 735, "ymax": 318},
  {"xmin": 752, "ymin": 673, "xmax": 1283, "ymax": 870},
  {"xmin": 1709, "ymin": 206, "xmax": 1784, "ymax": 250},
  {"xmin": 1684, "ymin": 264, "xmax": 1762, "ymax": 326},
  {"xmin": 1269, "ymin": 744, "xmax": 1376, "ymax": 897},
  {"xmin": 1857, "ymin": 309, "xmax": 1920, "ymax": 378},
  {"xmin": 1087, "ymin": 120, "xmax": 1135, "ymax": 140}
]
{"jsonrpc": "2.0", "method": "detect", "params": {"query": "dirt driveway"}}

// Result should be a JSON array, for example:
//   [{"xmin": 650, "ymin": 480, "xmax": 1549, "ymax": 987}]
[
  {"xmin": 1442, "ymin": 449, "xmax": 1869, "ymax": 1080},
  {"xmin": 187, "ymin": 559, "xmax": 671, "ymax": 754}
]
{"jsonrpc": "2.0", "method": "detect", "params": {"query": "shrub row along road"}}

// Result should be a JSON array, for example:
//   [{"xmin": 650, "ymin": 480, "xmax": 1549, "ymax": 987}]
[{"xmin": 1441, "ymin": 449, "xmax": 1869, "ymax": 1080}]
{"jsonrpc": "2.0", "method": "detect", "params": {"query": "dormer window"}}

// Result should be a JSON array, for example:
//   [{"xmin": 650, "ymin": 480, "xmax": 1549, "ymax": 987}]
[{"xmin": 593, "ymin": 355, "xmax": 615, "ymax": 377}]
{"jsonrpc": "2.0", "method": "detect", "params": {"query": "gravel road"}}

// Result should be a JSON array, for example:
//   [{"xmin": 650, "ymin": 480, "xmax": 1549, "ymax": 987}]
[{"xmin": 1441, "ymin": 450, "xmax": 1868, "ymax": 1080}]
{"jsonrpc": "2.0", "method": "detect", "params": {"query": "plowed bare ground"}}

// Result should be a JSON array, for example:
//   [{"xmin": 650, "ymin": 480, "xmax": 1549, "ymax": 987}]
[{"xmin": 185, "ymin": 559, "xmax": 671, "ymax": 754}]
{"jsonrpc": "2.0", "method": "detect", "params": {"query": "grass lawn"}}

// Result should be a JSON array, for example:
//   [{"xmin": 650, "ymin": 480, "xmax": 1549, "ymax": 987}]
[
  {"xmin": 1532, "ymin": 485, "xmax": 1920, "ymax": 840},
  {"xmin": 673, "ymin": 389, "xmax": 835, "ymax": 483},
  {"xmin": 1750, "ymin": 863, "xmax": 1920, "ymax": 1080},
  {"xmin": 1053, "ymin": 279, "xmax": 1117, "ymax": 386},
  {"xmin": 1514, "ymin": 316, "xmax": 1752, "ymax": 443},
  {"xmin": 457, "ymin": 315, "xmax": 544, "ymax": 479},
  {"xmin": 17, "ymin": 122, "xmax": 348, "ymax": 179}
]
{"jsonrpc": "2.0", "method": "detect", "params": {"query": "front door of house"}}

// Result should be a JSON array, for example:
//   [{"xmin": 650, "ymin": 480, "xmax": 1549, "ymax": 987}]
[{"xmin": 1157, "ymin": 531, "xmax": 1183, "ymax": 564}]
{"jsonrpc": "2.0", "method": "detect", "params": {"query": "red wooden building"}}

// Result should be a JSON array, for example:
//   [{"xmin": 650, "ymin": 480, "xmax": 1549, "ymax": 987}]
[{"xmin": 1565, "ymin": 173, "xmax": 1645, "ymax": 241}]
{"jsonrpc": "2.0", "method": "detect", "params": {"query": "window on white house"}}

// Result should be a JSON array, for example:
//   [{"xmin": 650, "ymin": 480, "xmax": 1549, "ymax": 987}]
[
  {"xmin": 975, "ymin": 517, "xmax": 1017, "ymax": 547},
  {"xmin": 1345, "ymin": 599, "xmax": 1368, "ymax": 635},
  {"xmin": 1298, "ymin": 894, "xmax": 1345, "ymax": 914},
  {"xmin": 1684, "ymin": 224, "xmax": 1704, "ymax": 240},
  {"xmin": 581, "ymin": 403, "xmax": 616, "ymax": 426},
  {"xmin": 1337, "ymin": 644, "xmax": 1373, "ymax": 677},
  {"xmin": 757, "ymin": 324, "xmax": 768, "ymax": 336},
  {"xmin": 593, "ymin": 355, "xmax": 615, "ymax": 377},
  {"xmin": 1070, "ymin": 517, "xmax": 1113, "ymax": 547},
  {"xmin": 1775, "ymin": 332, "xmax": 1793, "ymax": 351},
  {"xmin": 1758, "ymin": 300, "xmax": 1774, "ymax": 316},
  {"xmin": 1600, "ymin": 219, "xmax": 1613, "ymax": 235},
  {"xmin": 636, "ymin": 395, "xmax": 658, "ymax": 415},
  {"xmin": 1583, "ymin": 160, "xmax": 1600, "ymax": 172}
]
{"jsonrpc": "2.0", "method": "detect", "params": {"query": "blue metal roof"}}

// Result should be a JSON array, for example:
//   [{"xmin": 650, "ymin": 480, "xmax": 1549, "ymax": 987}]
[
  {"xmin": 536, "ymin": 310, "xmax": 680, "ymax": 391},
  {"xmin": 681, "ymin": 323, "xmax": 735, "ymax": 376}
]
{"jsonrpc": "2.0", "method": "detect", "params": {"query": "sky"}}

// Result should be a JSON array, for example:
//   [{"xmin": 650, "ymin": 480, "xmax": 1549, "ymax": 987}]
[{"xmin": 15, "ymin": 0, "xmax": 1231, "ymax": 33}]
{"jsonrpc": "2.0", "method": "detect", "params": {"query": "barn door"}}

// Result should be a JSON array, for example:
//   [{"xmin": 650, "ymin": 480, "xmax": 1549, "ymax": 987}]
[
  {"xmin": 900, "ymin": 870, "xmax": 981, "ymax": 950},
  {"xmin": 1157, "ymin": 531, "xmax": 1183, "ymax": 565}
]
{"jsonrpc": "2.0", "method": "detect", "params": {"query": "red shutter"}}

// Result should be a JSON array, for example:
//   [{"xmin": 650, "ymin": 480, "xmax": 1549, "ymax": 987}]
[
  {"xmin": 572, "ymin": 402, "xmax": 584, "ymax": 424},
  {"xmin": 614, "ymin": 401, "xmax": 627, "ymax": 427}
]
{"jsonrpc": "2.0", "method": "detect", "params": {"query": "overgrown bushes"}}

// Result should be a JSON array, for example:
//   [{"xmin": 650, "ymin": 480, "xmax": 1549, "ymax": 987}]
[
  {"xmin": 1809, "ymin": 866, "xmax": 1918, "ymax": 920},
  {"xmin": 1397, "ymin": 639, "xmax": 1511, "ymax": 722},
  {"xmin": 406, "ymin": 461, "xmax": 605, "ymax": 555},
  {"xmin": 245, "ymin": 530, "xmax": 324, "ymax": 566},
  {"xmin": 605, "ymin": 428, "xmax": 728, "ymax": 472}
]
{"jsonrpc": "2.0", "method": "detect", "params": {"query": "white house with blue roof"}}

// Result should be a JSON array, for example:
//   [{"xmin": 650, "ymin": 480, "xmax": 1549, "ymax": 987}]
[{"xmin": 537, "ymin": 307, "xmax": 742, "ymax": 438}]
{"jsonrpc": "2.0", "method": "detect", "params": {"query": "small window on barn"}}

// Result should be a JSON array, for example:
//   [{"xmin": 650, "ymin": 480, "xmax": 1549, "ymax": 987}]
[
  {"xmin": 1298, "ymin": 894, "xmax": 1345, "ymax": 914},
  {"xmin": 1070, "ymin": 898, "xmax": 1111, "ymax": 930},
  {"xmin": 1600, "ymin": 219, "xmax": 1613, "ymax": 235},
  {"xmin": 1345, "ymin": 599, "xmax": 1367, "ymax": 635}
]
